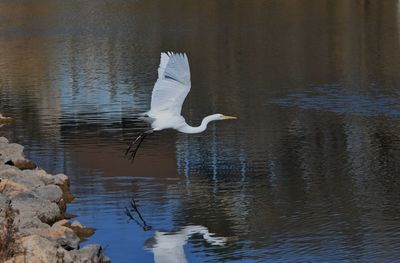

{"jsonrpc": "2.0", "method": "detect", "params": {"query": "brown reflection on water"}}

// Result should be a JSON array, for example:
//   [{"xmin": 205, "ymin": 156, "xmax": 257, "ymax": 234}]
[{"xmin": 64, "ymin": 138, "xmax": 178, "ymax": 178}]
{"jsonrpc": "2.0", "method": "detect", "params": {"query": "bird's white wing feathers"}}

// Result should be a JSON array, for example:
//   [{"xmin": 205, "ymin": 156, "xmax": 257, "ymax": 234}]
[
  {"xmin": 157, "ymin": 53, "xmax": 170, "ymax": 79},
  {"xmin": 150, "ymin": 52, "xmax": 191, "ymax": 116}
]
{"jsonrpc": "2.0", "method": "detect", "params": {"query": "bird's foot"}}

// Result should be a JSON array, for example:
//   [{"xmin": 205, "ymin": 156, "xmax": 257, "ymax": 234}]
[{"xmin": 124, "ymin": 130, "xmax": 154, "ymax": 163}]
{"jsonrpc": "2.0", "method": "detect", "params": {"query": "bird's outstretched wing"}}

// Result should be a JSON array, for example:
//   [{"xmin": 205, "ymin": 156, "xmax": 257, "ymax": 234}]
[{"xmin": 149, "ymin": 52, "xmax": 191, "ymax": 116}]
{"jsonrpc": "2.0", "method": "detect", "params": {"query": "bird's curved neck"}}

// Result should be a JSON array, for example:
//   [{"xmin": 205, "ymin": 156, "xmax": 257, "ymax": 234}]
[{"xmin": 178, "ymin": 115, "xmax": 217, "ymax": 134}]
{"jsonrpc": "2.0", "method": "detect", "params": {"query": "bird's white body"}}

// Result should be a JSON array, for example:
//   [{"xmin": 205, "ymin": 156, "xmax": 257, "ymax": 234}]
[
  {"xmin": 143, "ymin": 52, "xmax": 236, "ymax": 134},
  {"xmin": 126, "ymin": 52, "xmax": 236, "ymax": 160},
  {"xmin": 146, "ymin": 111, "xmax": 186, "ymax": 131}
]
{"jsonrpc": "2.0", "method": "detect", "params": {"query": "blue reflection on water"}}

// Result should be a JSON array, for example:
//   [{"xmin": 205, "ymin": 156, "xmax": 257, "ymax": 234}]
[
  {"xmin": 272, "ymin": 85, "xmax": 400, "ymax": 117},
  {"xmin": 175, "ymin": 131, "xmax": 249, "ymax": 179}
]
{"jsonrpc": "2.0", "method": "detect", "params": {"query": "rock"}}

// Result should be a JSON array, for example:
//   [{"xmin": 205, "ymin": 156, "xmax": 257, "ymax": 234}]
[
  {"xmin": 23, "ymin": 225, "xmax": 80, "ymax": 250},
  {"xmin": 67, "ymin": 244, "xmax": 111, "ymax": 263},
  {"xmin": 58, "ymin": 198, "xmax": 67, "ymax": 213},
  {"xmin": 71, "ymin": 220, "xmax": 84, "ymax": 228},
  {"xmin": 28, "ymin": 169, "xmax": 55, "ymax": 185},
  {"xmin": 0, "ymin": 138, "xmax": 35, "ymax": 169},
  {"xmin": 4, "ymin": 255, "xmax": 44, "ymax": 263},
  {"xmin": 54, "ymin": 173, "xmax": 69, "ymax": 189},
  {"xmin": 21, "ymin": 169, "xmax": 52, "ymax": 185},
  {"xmin": 53, "ymin": 219, "xmax": 70, "ymax": 228},
  {"xmin": 63, "ymin": 190, "xmax": 74, "ymax": 203},
  {"xmin": 75, "ymin": 227, "xmax": 96, "ymax": 241},
  {"xmin": 10, "ymin": 159, "xmax": 37, "ymax": 170},
  {"xmin": 10, "ymin": 232, "xmax": 108, "ymax": 262},
  {"xmin": 0, "ymin": 179, "xmax": 30, "ymax": 198},
  {"xmin": 0, "ymin": 165, "xmax": 45, "ymax": 189},
  {"xmin": 70, "ymin": 220, "xmax": 95, "ymax": 241},
  {"xmin": 17, "ymin": 235, "xmax": 61, "ymax": 263},
  {"xmin": 0, "ymin": 192, "xmax": 10, "ymax": 208},
  {"xmin": 64, "ymin": 213, "xmax": 77, "ymax": 219},
  {"xmin": 0, "ymin": 114, "xmax": 14, "ymax": 124},
  {"xmin": 0, "ymin": 141, "xmax": 24, "ymax": 164},
  {"xmin": 50, "ymin": 225, "xmax": 80, "ymax": 250},
  {"xmin": 52, "ymin": 173, "xmax": 74, "ymax": 203},
  {"xmin": 11, "ymin": 195, "xmax": 61, "ymax": 224},
  {"xmin": 0, "ymin": 193, "xmax": 11, "ymax": 231},
  {"xmin": 33, "ymin": 185, "xmax": 63, "ymax": 203},
  {"xmin": 16, "ymin": 215, "xmax": 50, "ymax": 232}
]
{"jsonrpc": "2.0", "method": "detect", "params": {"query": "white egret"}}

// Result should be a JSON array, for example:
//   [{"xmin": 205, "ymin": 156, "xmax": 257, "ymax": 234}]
[{"xmin": 125, "ymin": 52, "xmax": 237, "ymax": 161}]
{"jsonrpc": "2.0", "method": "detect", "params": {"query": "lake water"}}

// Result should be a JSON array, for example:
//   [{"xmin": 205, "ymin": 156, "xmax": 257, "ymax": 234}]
[{"xmin": 1, "ymin": 1, "xmax": 400, "ymax": 262}]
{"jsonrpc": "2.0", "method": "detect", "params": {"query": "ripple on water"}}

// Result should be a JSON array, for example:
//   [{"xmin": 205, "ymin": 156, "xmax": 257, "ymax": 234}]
[{"xmin": 272, "ymin": 85, "xmax": 400, "ymax": 118}]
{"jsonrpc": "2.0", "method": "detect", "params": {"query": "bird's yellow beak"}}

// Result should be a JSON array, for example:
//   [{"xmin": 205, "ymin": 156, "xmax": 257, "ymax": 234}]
[{"xmin": 222, "ymin": 115, "xmax": 237, "ymax": 120}]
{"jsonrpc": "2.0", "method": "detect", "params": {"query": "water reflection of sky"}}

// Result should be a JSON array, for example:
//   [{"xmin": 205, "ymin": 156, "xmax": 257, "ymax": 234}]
[
  {"xmin": 272, "ymin": 85, "xmax": 400, "ymax": 118},
  {"xmin": 54, "ymin": 36, "xmax": 151, "ymax": 119},
  {"xmin": 176, "ymin": 130, "xmax": 249, "ymax": 178}
]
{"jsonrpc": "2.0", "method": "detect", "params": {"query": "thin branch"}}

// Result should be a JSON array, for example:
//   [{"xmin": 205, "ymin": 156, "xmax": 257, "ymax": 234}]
[{"xmin": 125, "ymin": 197, "xmax": 152, "ymax": 231}]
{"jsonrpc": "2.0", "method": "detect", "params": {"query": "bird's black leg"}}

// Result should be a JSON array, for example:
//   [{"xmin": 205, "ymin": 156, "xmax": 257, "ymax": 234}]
[
  {"xmin": 125, "ymin": 132, "xmax": 145, "ymax": 157},
  {"xmin": 125, "ymin": 130, "xmax": 153, "ymax": 162},
  {"xmin": 128, "ymin": 130, "xmax": 153, "ymax": 162}
]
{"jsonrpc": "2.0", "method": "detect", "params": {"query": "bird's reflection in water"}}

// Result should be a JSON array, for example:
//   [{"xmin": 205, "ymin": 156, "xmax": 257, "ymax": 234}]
[{"xmin": 144, "ymin": 225, "xmax": 226, "ymax": 263}]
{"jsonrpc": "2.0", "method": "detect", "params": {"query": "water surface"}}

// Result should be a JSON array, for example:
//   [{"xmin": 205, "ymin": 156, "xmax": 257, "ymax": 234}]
[{"xmin": 1, "ymin": 1, "xmax": 400, "ymax": 262}]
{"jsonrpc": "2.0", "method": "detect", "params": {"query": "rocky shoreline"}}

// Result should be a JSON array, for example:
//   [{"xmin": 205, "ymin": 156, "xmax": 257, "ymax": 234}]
[{"xmin": 0, "ymin": 136, "xmax": 110, "ymax": 263}]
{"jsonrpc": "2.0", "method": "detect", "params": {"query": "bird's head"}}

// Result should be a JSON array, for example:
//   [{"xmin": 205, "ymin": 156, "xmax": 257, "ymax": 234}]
[{"xmin": 215, "ymin": 114, "xmax": 237, "ymax": 121}]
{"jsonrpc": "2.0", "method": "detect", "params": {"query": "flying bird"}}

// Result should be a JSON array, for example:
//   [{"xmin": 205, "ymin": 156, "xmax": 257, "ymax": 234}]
[{"xmin": 125, "ymin": 52, "xmax": 237, "ymax": 161}]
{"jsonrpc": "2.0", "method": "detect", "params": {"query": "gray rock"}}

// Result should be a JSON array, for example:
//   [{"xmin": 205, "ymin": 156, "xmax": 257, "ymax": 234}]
[
  {"xmin": 51, "ymin": 225, "xmax": 81, "ymax": 250},
  {"xmin": 0, "ymin": 137, "xmax": 9, "ymax": 143},
  {"xmin": 11, "ymin": 195, "xmax": 61, "ymax": 224},
  {"xmin": 16, "ymin": 215, "xmax": 50, "ymax": 232},
  {"xmin": 24, "ymin": 225, "xmax": 80, "ymax": 250},
  {"xmin": 24, "ymin": 169, "xmax": 56, "ymax": 185},
  {"xmin": 54, "ymin": 173, "xmax": 69, "ymax": 188},
  {"xmin": 67, "ymin": 244, "xmax": 111, "ymax": 263},
  {"xmin": 0, "ymin": 165, "xmax": 45, "ymax": 189},
  {"xmin": 19, "ymin": 235, "xmax": 61, "ymax": 263},
  {"xmin": 0, "ymin": 193, "xmax": 11, "ymax": 230},
  {"xmin": 53, "ymin": 219, "xmax": 70, "ymax": 228},
  {"xmin": 71, "ymin": 220, "xmax": 85, "ymax": 228},
  {"xmin": 0, "ymin": 140, "xmax": 24, "ymax": 164},
  {"xmin": 33, "ymin": 184, "xmax": 63, "ymax": 203},
  {"xmin": 0, "ymin": 192, "xmax": 10, "ymax": 208},
  {"xmin": 0, "ymin": 179, "xmax": 31, "ymax": 199}
]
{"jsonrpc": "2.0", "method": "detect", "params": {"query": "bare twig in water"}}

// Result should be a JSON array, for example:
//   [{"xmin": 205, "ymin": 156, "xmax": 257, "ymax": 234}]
[
  {"xmin": 124, "ymin": 197, "xmax": 152, "ymax": 231},
  {"xmin": 130, "ymin": 199, "xmax": 147, "ymax": 225},
  {"xmin": 124, "ymin": 207, "xmax": 144, "ymax": 227},
  {"xmin": 124, "ymin": 207, "xmax": 134, "ymax": 220}
]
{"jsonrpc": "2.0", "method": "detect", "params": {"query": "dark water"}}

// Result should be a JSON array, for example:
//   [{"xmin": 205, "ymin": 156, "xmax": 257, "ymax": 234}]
[{"xmin": 2, "ymin": 1, "xmax": 400, "ymax": 262}]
